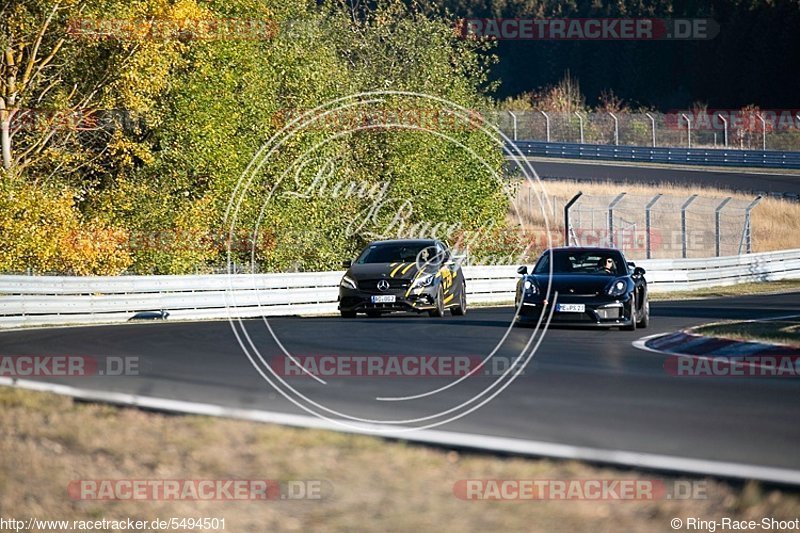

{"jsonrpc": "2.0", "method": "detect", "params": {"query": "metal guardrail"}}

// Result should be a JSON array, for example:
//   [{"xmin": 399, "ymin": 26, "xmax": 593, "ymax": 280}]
[
  {"xmin": 1, "ymin": 250, "xmax": 799, "ymax": 328},
  {"xmin": 509, "ymin": 140, "xmax": 800, "ymax": 169}
]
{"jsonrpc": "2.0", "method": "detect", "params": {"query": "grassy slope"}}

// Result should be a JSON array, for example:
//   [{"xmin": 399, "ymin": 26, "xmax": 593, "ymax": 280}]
[{"xmin": 1, "ymin": 387, "xmax": 799, "ymax": 532}]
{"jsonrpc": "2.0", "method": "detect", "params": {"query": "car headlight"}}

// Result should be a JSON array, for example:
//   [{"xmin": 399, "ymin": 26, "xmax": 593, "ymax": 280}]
[
  {"xmin": 340, "ymin": 275, "xmax": 357, "ymax": 290},
  {"xmin": 607, "ymin": 279, "xmax": 627, "ymax": 297},
  {"xmin": 412, "ymin": 274, "xmax": 434, "ymax": 288},
  {"xmin": 523, "ymin": 279, "xmax": 538, "ymax": 294}
]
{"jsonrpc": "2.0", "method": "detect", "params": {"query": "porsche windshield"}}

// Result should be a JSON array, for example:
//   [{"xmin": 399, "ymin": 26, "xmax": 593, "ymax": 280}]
[
  {"xmin": 534, "ymin": 250, "xmax": 626, "ymax": 276},
  {"xmin": 355, "ymin": 242, "xmax": 437, "ymax": 264}
]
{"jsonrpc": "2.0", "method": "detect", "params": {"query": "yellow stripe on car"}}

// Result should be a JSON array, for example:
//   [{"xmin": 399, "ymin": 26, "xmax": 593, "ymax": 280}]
[
  {"xmin": 401, "ymin": 263, "xmax": 415, "ymax": 275},
  {"xmin": 390, "ymin": 263, "xmax": 405, "ymax": 277},
  {"xmin": 444, "ymin": 294, "xmax": 454, "ymax": 304}
]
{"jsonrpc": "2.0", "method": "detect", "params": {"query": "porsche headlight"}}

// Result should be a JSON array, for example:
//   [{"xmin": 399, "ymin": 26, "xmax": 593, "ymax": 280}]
[
  {"xmin": 607, "ymin": 279, "xmax": 627, "ymax": 297},
  {"xmin": 412, "ymin": 274, "xmax": 434, "ymax": 288},
  {"xmin": 523, "ymin": 279, "xmax": 538, "ymax": 294},
  {"xmin": 340, "ymin": 275, "xmax": 358, "ymax": 290}
]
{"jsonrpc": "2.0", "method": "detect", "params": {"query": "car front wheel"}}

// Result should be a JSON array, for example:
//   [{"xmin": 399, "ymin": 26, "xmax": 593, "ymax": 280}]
[
  {"xmin": 622, "ymin": 295, "xmax": 637, "ymax": 331},
  {"xmin": 637, "ymin": 297, "xmax": 649, "ymax": 328},
  {"xmin": 428, "ymin": 285, "xmax": 445, "ymax": 317},
  {"xmin": 451, "ymin": 283, "xmax": 467, "ymax": 316}
]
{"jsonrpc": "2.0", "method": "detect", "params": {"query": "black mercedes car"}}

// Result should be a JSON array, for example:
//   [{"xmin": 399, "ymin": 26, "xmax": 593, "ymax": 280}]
[
  {"xmin": 515, "ymin": 247, "xmax": 649, "ymax": 330},
  {"xmin": 338, "ymin": 239, "xmax": 467, "ymax": 318}
]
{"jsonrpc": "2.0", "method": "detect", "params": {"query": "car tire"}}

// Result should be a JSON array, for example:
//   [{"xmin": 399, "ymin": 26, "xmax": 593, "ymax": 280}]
[
  {"xmin": 637, "ymin": 297, "xmax": 650, "ymax": 329},
  {"xmin": 428, "ymin": 285, "xmax": 445, "ymax": 317},
  {"xmin": 622, "ymin": 295, "xmax": 637, "ymax": 331},
  {"xmin": 451, "ymin": 283, "xmax": 467, "ymax": 316},
  {"xmin": 340, "ymin": 310, "xmax": 357, "ymax": 318}
]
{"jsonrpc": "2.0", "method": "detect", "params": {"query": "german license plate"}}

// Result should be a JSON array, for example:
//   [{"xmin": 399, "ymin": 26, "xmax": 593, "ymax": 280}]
[
  {"xmin": 371, "ymin": 295, "xmax": 396, "ymax": 303},
  {"xmin": 556, "ymin": 303, "xmax": 585, "ymax": 313}
]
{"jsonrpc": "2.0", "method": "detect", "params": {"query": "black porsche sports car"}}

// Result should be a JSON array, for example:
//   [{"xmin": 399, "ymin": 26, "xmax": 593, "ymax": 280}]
[
  {"xmin": 515, "ymin": 247, "xmax": 649, "ymax": 330},
  {"xmin": 338, "ymin": 239, "xmax": 467, "ymax": 318}
]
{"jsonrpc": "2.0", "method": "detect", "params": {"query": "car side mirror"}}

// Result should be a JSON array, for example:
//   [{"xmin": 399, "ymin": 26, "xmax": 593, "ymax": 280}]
[
  {"xmin": 342, "ymin": 260, "xmax": 352, "ymax": 268},
  {"xmin": 634, "ymin": 266, "xmax": 646, "ymax": 277},
  {"xmin": 517, "ymin": 266, "xmax": 528, "ymax": 275},
  {"xmin": 627, "ymin": 261, "xmax": 636, "ymax": 268}
]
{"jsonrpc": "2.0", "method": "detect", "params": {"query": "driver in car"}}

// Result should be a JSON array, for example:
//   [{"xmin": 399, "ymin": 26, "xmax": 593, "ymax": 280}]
[{"xmin": 597, "ymin": 257, "xmax": 615, "ymax": 274}]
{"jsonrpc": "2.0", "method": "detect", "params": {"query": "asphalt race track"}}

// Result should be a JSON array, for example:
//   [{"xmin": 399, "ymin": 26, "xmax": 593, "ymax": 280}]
[
  {"xmin": 2, "ymin": 292, "xmax": 799, "ymax": 476},
  {"xmin": 520, "ymin": 159, "xmax": 800, "ymax": 197}
]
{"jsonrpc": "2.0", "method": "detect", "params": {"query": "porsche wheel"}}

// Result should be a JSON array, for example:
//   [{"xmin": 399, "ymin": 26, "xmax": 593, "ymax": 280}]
[
  {"xmin": 622, "ymin": 295, "xmax": 637, "ymax": 331},
  {"xmin": 637, "ymin": 297, "xmax": 650, "ymax": 329}
]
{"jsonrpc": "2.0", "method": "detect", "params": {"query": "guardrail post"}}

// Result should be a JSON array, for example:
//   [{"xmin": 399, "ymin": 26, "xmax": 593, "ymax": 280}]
[
  {"xmin": 608, "ymin": 192, "xmax": 626, "ymax": 247},
  {"xmin": 644, "ymin": 113, "xmax": 656, "ymax": 147},
  {"xmin": 718, "ymin": 114, "xmax": 728, "ymax": 148},
  {"xmin": 564, "ymin": 192, "xmax": 583, "ymax": 246},
  {"xmin": 681, "ymin": 194, "xmax": 698, "ymax": 258},
  {"xmin": 714, "ymin": 197, "xmax": 732, "ymax": 257},
  {"xmin": 756, "ymin": 113, "xmax": 766, "ymax": 151},
  {"xmin": 738, "ymin": 195, "xmax": 763, "ymax": 254},
  {"xmin": 645, "ymin": 193, "xmax": 662, "ymax": 259},
  {"xmin": 681, "ymin": 113, "xmax": 692, "ymax": 148},
  {"xmin": 609, "ymin": 112, "xmax": 619, "ymax": 146},
  {"xmin": 574, "ymin": 111, "xmax": 584, "ymax": 144},
  {"xmin": 508, "ymin": 111, "xmax": 518, "ymax": 141},
  {"xmin": 540, "ymin": 111, "xmax": 550, "ymax": 142}
]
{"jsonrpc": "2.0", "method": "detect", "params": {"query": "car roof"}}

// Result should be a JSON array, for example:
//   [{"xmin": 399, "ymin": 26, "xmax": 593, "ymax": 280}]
[
  {"xmin": 544, "ymin": 246, "xmax": 625, "ymax": 254},
  {"xmin": 367, "ymin": 239, "xmax": 440, "ymax": 247}
]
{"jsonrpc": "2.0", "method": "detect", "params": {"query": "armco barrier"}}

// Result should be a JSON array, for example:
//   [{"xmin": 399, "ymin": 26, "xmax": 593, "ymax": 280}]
[
  {"xmin": 510, "ymin": 140, "xmax": 800, "ymax": 169},
  {"xmin": 1, "ymin": 249, "xmax": 799, "ymax": 328}
]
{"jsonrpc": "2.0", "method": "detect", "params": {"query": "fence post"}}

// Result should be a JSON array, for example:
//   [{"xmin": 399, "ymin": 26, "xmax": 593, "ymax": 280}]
[
  {"xmin": 608, "ymin": 192, "xmax": 626, "ymax": 247},
  {"xmin": 738, "ymin": 195, "xmax": 763, "ymax": 254},
  {"xmin": 718, "ymin": 114, "xmax": 728, "ymax": 148},
  {"xmin": 714, "ymin": 197, "xmax": 732, "ymax": 257},
  {"xmin": 645, "ymin": 112, "xmax": 656, "ymax": 147},
  {"xmin": 681, "ymin": 113, "xmax": 692, "ymax": 148},
  {"xmin": 508, "ymin": 111, "xmax": 518, "ymax": 141},
  {"xmin": 609, "ymin": 112, "xmax": 619, "ymax": 146},
  {"xmin": 540, "ymin": 110, "xmax": 550, "ymax": 142},
  {"xmin": 564, "ymin": 192, "xmax": 583, "ymax": 246},
  {"xmin": 574, "ymin": 111, "xmax": 584, "ymax": 143},
  {"xmin": 645, "ymin": 193, "xmax": 662, "ymax": 259},
  {"xmin": 681, "ymin": 194, "xmax": 698, "ymax": 258},
  {"xmin": 756, "ymin": 113, "xmax": 766, "ymax": 151}
]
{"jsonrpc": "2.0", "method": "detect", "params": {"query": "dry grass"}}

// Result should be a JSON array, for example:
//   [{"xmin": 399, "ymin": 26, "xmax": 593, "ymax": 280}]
[
  {"xmin": 648, "ymin": 280, "xmax": 800, "ymax": 301},
  {"xmin": 692, "ymin": 317, "xmax": 800, "ymax": 348},
  {"xmin": 509, "ymin": 179, "xmax": 800, "ymax": 254},
  {"xmin": 1, "ymin": 386, "xmax": 799, "ymax": 532}
]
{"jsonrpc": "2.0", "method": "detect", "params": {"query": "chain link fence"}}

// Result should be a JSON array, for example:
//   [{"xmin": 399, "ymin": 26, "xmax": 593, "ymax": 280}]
[
  {"xmin": 490, "ymin": 111, "xmax": 800, "ymax": 151},
  {"xmin": 562, "ymin": 192, "xmax": 762, "ymax": 260}
]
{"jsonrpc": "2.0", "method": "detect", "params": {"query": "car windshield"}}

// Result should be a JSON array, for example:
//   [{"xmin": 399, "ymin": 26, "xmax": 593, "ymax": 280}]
[
  {"xmin": 355, "ymin": 242, "xmax": 438, "ymax": 264},
  {"xmin": 534, "ymin": 250, "xmax": 626, "ymax": 276}
]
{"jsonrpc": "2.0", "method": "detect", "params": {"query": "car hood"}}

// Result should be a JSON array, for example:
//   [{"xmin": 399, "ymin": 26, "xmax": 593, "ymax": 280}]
[
  {"xmin": 347, "ymin": 262, "xmax": 427, "ymax": 280},
  {"xmin": 530, "ymin": 273, "xmax": 623, "ymax": 295}
]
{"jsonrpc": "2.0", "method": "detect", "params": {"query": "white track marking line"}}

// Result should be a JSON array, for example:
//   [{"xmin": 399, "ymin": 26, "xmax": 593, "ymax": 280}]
[{"xmin": 2, "ymin": 376, "xmax": 799, "ymax": 485}]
